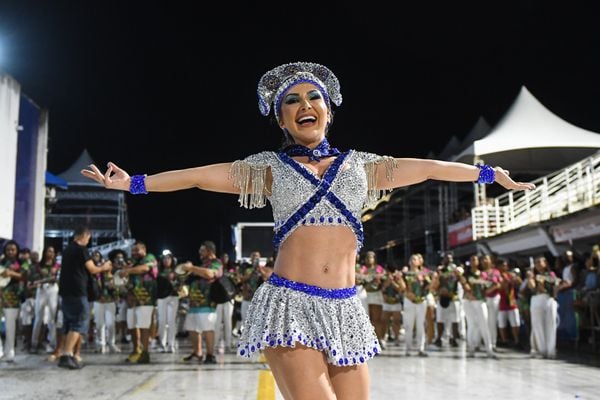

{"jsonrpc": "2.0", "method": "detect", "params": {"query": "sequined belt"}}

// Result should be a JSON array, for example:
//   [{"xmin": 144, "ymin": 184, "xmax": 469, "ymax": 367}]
[{"xmin": 268, "ymin": 273, "xmax": 357, "ymax": 299}]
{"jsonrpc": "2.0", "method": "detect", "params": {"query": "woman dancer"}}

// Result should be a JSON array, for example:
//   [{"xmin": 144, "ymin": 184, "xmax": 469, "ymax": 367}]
[{"xmin": 81, "ymin": 61, "xmax": 534, "ymax": 399}]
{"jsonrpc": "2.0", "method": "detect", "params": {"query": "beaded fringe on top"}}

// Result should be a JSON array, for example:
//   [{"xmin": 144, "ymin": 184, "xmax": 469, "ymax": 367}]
[
  {"xmin": 363, "ymin": 156, "xmax": 399, "ymax": 207},
  {"xmin": 229, "ymin": 160, "xmax": 269, "ymax": 209},
  {"xmin": 229, "ymin": 154, "xmax": 399, "ymax": 210}
]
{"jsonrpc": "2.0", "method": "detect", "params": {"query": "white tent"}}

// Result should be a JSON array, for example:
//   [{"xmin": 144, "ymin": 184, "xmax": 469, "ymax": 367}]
[
  {"xmin": 58, "ymin": 148, "xmax": 101, "ymax": 186},
  {"xmin": 459, "ymin": 116, "xmax": 491, "ymax": 152},
  {"xmin": 437, "ymin": 135, "xmax": 462, "ymax": 160},
  {"xmin": 453, "ymin": 87, "xmax": 600, "ymax": 174}
]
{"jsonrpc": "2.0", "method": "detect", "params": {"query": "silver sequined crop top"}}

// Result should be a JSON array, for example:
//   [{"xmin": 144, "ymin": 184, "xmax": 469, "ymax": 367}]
[{"xmin": 229, "ymin": 150, "xmax": 398, "ymax": 251}]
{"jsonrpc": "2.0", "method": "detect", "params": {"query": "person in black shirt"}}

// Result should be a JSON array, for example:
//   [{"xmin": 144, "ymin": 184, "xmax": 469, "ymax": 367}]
[{"xmin": 57, "ymin": 226, "xmax": 112, "ymax": 369}]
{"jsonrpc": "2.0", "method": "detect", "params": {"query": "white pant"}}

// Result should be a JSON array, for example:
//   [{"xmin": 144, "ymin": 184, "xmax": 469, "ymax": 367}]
[
  {"xmin": 32, "ymin": 283, "xmax": 59, "ymax": 347},
  {"xmin": 126, "ymin": 306, "xmax": 154, "ymax": 329},
  {"xmin": 1, "ymin": 308, "xmax": 19, "ymax": 358},
  {"xmin": 157, "ymin": 296, "xmax": 179, "ymax": 348},
  {"xmin": 498, "ymin": 309, "xmax": 520, "ymax": 328},
  {"xmin": 530, "ymin": 294, "xmax": 558, "ymax": 357},
  {"xmin": 116, "ymin": 299, "xmax": 127, "ymax": 322},
  {"xmin": 356, "ymin": 285, "xmax": 368, "ymax": 313},
  {"xmin": 94, "ymin": 302, "xmax": 117, "ymax": 346},
  {"xmin": 184, "ymin": 312, "xmax": 217, "ymax": 332},
  {"xmin": 464, "ymin": 300, "xmax": 492, "ymax": 353},
  {"xmin": 457, "ymin": 285, "xmax": 466, "ymax": 338},
  {"xmin": 366, "ymin": 290, "xmax": 384, "ymax": 305},
  {"xmin": 403, "ymin": 299, "xmax": 426, "ymax": 352},
  {"xmin": 436, "ymin": 300, "xmax": 460, "ymax": 324},
  {"xmin": 241, "ymin": 300, "xmax": 251, "ymax": 327},
  {"xmin": 382, "ymin": 302, "xmax": 403, "ymax": 312},
  {"xmin": 19, "ymin": 298, "xmax": 35, "ymax": 326},
  {"xmin": 214, "ymin": 300, "xmax": 234, "ymax": 349},
  {"xmin": 485, "ymin": 294, "xmax": 500, "ymax": 347}
]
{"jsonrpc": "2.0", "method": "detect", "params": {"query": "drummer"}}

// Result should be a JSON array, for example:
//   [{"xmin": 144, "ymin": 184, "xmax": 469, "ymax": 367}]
[
  {"xmin": 119, "ymin": 241, "xmax": 158, "ymax": 364},
  {"xmin": 181, "ymin": 241, "xmax": 223, "ymax": 364}
]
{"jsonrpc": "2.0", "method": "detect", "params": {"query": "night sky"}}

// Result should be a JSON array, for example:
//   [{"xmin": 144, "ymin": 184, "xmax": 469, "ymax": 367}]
[{"xmin": 2, "ymin": 2, "xmax": 600, "ymax": 261}]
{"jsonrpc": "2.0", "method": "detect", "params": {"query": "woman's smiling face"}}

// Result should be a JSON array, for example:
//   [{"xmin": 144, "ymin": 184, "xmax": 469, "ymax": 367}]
[{"xmin": 278, "ymin": 83, "xmax": 330, "ymax": 147}]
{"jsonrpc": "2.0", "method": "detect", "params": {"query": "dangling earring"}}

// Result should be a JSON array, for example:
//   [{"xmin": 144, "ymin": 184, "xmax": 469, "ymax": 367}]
[
  {"xmin": 282, "ymin": 128, "xmax": 294, "ymax": 145},
  {"xmin": 326, "ymin": 111, "xmax": 334, "ymax": 134}
]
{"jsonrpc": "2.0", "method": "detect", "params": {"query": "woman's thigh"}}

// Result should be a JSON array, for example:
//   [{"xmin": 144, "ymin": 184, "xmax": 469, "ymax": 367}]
[
  {"xmin": 264, "ymin": 344, "xmax": 337, "ymax": 400},
  {"xmin": 328, "ymin": 362, "xmax": 370, "ymax": 400},
  {"xmin": 369, "ymin": 304, "xmax": 383, "ymax": 319},
  {"xmin": 381, "ymin": 310, "xmax": 392, "ymax": 323}
]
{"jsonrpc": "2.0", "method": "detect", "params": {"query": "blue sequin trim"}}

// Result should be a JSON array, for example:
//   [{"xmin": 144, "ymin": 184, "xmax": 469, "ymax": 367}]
[
  {"xmin": 476, "ymin": 164, "xmax": 495, "ymax": 184},
  {"xmin": 273, "ymin": 151, "xmax": 364, "ymax": 250},
  {"xmin": 268, "ymin": 273, "xmax": 357, "ymax": 299},
  {"xmin": 129, "ymin": 174, "xmax": 148, "ymax": 195},
  {"xmin": 237, "ymin": 332, "xmax": 376, "ymax": 367},
  {"xmin": 273, "ymin": 152, "xmax": 350, "ymax": 250}
]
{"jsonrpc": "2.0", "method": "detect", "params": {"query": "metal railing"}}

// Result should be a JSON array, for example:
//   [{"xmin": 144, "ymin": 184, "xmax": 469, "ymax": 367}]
[
  {"xmin": 472, "ymin": 151, "xmax": 600, "ymax": 240},
  {"xmin": 89, "ymin": 238, "xmax": 136, "ymax": 258}
]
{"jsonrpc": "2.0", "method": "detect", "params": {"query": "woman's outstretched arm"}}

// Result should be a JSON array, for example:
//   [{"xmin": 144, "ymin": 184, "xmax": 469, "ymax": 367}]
[
  {"xmin": 81, "ymin": 162, "xmax": 243, "ymax": 194},
  {"xmin": 374, "ymin": 158, "xmax": 536, "ymax": 191}
]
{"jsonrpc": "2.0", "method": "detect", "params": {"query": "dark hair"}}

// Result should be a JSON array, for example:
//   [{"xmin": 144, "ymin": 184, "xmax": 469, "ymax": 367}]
[
  {"xmin": 108, "ymin": 248, "xmax": 127, "ymax": 262},
  {"xmin": 201, "ymin": 240, "xmax": 217, "ymax": 255},
  {"xmin": 41, "ymin": 245, "xmax": 57, "ymax": 265},
  {"xmin": 3, "ymin": 240, "xmax": 20, "ymax": 258},
  {"xmin": 495, "ymin": 257, "xmax": 508, "ymax": 268},
  {"xmin": 20, "ymin": 247, "xmax": 30, "ymax": 254},
  {"xmin": 160, "ymin": 253, "xmax": 177, "ymax": 266},
  {"xmin": 74, "ymin": 225, "xmax": 91, "ymax": 238},
  {"xmin": 134, "ymin": 241, "xmax": 146, "ymax": 250}
]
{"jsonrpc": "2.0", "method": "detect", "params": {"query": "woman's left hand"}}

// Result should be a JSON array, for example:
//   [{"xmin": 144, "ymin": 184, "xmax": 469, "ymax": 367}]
[{"xmin": 494, "ymin": 167, "xmax": 536, "ymax": 191}]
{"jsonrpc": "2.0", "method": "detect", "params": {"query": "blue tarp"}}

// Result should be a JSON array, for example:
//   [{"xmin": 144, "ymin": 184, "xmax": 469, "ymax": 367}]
[{"xmin": 45, "ymin": 171, "xmax": 68, "ymax": 189}]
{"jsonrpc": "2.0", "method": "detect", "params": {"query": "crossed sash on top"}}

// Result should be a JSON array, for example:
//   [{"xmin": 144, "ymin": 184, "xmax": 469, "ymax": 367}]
[{"xmin": 272, "ymin": 151, "xmax": 364, "ymax": 250}]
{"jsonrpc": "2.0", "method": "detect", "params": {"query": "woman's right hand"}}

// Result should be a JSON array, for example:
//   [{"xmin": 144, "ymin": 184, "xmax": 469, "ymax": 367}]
[{"xmin": 80, "ymin": 162, "xmax": 130, "ymax": 191}]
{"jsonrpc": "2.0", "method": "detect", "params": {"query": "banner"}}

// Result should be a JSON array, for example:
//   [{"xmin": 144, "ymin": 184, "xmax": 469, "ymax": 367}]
[
  {"xmin": 551, "ymin": 215, "xmax": 600, "ymax": 242},
  {"xmin": 13, "ymin": 95, "xmax": 41, "ymax": 248},
  {"xmin": 448, "ymin": 218, "xmax": 473, "ymax": 247}
]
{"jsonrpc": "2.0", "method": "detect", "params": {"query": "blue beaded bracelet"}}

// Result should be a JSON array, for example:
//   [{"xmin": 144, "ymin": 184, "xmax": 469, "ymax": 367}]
[
  {"xmin": 476, "ymin": 164, "xmax": 495, "ymax": 184},
  {"xmin": 129, "ymin": 174, "xmax": 148, "ymax": 194}
]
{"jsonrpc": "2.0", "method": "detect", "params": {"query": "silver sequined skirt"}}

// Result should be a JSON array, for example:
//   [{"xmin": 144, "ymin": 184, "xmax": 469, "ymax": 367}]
[{"xmin": 237, "ymin": 273, "xmax": 381, "ymax": 367}]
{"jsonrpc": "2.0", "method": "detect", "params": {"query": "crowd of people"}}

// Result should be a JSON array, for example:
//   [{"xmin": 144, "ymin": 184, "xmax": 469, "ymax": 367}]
[
  {"xmin": 0, "ymin": 233, "xmax": 277, "ymax": 368},
  {"xmin": 356, "ymin": 246, "xmax": 600, "ymax": 359},
  {"xmin": 1, "ymin": 234, "xmax": 599, "ymax": 368}
]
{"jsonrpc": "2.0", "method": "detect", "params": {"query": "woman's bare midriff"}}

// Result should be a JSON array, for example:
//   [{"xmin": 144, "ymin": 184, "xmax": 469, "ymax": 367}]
[{"xmin": 273, "ymin": 225, "xmax": 357, "ymax": 289}]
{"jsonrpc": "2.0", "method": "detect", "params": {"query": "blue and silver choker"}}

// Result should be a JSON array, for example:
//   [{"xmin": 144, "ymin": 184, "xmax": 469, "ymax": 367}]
[{"xmin": 283, "ymin": 138, "xmax": 341, "ymax": 162}]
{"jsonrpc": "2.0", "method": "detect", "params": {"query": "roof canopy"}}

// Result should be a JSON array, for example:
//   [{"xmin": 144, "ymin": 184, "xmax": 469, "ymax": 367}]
[
  {"xmin": 452, "ymin": 87, "xmax": 600, "ymax": 174},
  {"xmin": 45, "ymin": 171, "xmax": 68, "ymax": 189},
  {"xmin": 58, "ymin": 149, "xmax": 102, "ymax": 187}
]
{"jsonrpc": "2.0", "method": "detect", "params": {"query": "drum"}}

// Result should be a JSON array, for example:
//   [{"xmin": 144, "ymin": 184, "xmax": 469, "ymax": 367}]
[
  {"xmin": 177, "ymin": 284, "xmax": 189, "ymax": 299},
  {"xmin": 112, "ymin": 269, "xmax": 129, "ymax": 288},
  {"xmin": 175, "ymin": 264, "xmax": 189, "ymax": 277},
  {"xmin": 0, "ymin": 266, "xmax": 10, "ymax": 288}
]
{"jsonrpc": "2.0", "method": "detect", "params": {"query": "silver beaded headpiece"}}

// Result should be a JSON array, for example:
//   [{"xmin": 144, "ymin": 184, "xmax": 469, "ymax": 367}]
[{"xmin": 257, "ymin": 62, "xmax": 342, "ymax": 120}]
